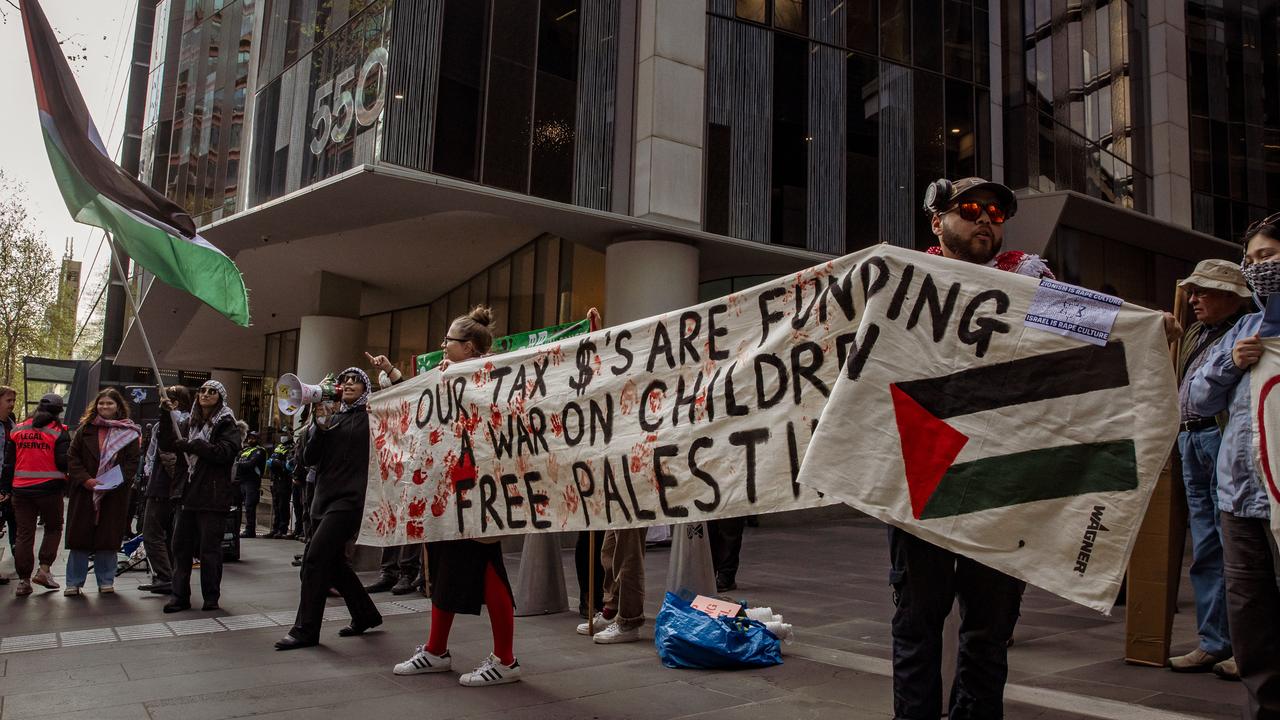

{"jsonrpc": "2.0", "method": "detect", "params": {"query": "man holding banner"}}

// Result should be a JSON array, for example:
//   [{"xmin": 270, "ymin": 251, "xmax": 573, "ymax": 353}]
[
  {"xmin": 1188, "ymin": 217, "xmax": 1280, "ymax": 720},
  {"xmin": 880, "ymin": 177, "xmax": 1049, "ymax": 720}
]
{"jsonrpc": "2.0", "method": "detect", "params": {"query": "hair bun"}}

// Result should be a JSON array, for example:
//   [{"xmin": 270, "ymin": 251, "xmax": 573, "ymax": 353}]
[{"xmin": 469, "ymin": 304, "xmax": 494, "ymax": 327}]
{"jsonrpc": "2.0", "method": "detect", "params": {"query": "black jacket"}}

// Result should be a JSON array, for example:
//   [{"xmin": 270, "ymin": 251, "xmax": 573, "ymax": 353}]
[
  {"xmin": 1, "ymin": 416, "xmax": 13, "ymax": 495},
  {"xmin": 234, "ymin": 445, "xmax": 267, "ymax": 485},
  {"xmin": 159, "ymin": 413, "xmax": 241, "ymax": 512},
  {"xmin": 304, "ymin": 407, "xmax": 369, "ymax": 517}
]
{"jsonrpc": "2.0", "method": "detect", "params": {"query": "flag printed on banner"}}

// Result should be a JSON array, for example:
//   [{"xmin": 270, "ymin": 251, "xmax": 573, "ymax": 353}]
[
  {"xmin": 1249, "ymin": 340, "xmax": 1280, "ymax": 551},
  {"xmin": 19, "ymin": 0, "xmax": 250, "ymax": 326},
  {"xmin": 796, "ymin": 252, "xmax": 1178, "ymax": 613},
  {"xmin": 893, "ymin": 343, "xmax": 1138, "ymax": 521},
  {"xmin": 361, "ymin": 245, "xmax": 1177, "ymax": 613}
]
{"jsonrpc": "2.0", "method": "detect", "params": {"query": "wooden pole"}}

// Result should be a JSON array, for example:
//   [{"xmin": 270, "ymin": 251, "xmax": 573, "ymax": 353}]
[{"xmin": 587, "ymin": 531, "xmax": 597, "ymax": 637}]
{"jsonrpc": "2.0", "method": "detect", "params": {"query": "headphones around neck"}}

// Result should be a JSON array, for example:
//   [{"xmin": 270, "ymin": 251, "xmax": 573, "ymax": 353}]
[{"xmin": 922, "ymin": 178, "xmax": 953, "ymax": 214}]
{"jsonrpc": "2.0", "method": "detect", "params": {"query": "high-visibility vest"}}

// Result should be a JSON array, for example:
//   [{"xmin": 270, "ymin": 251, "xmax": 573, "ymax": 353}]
[{"xmin": 10, "ymin": 418, "xmax": 67, "ymax": 488}]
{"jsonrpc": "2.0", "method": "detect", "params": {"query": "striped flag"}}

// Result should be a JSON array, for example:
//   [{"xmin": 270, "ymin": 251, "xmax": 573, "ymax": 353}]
[{"xmin": 20, "ymin": 0, "xmax": 250, "ymax": 327}]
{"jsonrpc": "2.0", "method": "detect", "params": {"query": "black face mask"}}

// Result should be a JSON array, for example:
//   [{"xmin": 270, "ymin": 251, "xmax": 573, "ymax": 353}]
[{"xmin": 1242, "ymin": 260, "xmax": 1280, "ymax": 298}]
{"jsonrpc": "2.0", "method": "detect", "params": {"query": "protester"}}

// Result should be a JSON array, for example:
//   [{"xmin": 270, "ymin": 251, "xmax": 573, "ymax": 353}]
[
  {"xmin": 1167, "ymin": 260, "xmax": 1251, "ymax": 677},
  {"xmin": 266, "ymin": 433, "xmax": 294, "ymax": 538},
  {"xmin": 708, "ymin": 517, "xmax": 746, "ymax": 592},
  {"xmin": 0, "ymin": 385, "xmax": 17, "ymax": 583},
  {"xmin": 235, "ymin": 430, "xmax": 266, "ymax": 538},
  {"xmin": 1187, "ymin": 215, "xmax": 1280, "ymax": 719},
  {"xmin": 64, "ymin": 388, "xmax": 141, "ymax": 595},
  {"xmin": 159, "ymin": 379, "xmax": 241, "ymax": 612},
  {"xmin": 886, "ymin": 177, "xmax": 1048, "ymax": 720},
  {"xmin": 139, "ymin": 385, "xmax": 192, "ymax": 595},
  {"xmin": 8, "ymin": 393, "xmax": 70, "ymax": 596},
  {"xmin": 394, "ymin": 306, "xmax": 522, "ymax": 686},
  {"xmin": 367, "ymin": 352, "xmax": 426, "ymax": 596},
  {"xmin": 274, "ymin": 367, "xmax": 382, "ymax": 650}
]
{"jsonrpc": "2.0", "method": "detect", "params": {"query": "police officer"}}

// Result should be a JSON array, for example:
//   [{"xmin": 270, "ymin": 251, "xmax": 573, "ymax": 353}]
[
  {"xmin": 235, "ymin": 430, "xmax": 267, "ymax": 538},
  {"xmin": 266, "ymin": 433, "xmax": 294, "ymax": 538}
]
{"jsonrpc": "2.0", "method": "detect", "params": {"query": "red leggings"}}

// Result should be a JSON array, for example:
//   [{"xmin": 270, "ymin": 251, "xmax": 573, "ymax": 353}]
[{"xmin": 426, "ymin": 562, "xmax": 515, "ymax": 665}]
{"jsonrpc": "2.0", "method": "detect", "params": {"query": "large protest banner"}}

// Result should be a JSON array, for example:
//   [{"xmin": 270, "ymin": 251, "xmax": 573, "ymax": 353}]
[
  {"xmin": 1249, "ymin": 340, "xmax": 1280, "ymax": 550},
  {"xmin": 360, "ymin": 244, "xmax": 1178, "ymax": 612}
]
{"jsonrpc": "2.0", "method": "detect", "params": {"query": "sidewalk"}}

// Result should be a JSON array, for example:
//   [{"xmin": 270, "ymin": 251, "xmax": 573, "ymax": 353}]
[{"xmin": 0, "ymin": 516, "xmax": 1242, "ymax": 719}]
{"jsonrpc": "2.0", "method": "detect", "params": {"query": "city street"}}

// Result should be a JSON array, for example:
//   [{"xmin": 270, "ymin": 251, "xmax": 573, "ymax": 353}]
[{"xmin": 0, "ymin": 516, "xmax": 1244, "ymax": 719}]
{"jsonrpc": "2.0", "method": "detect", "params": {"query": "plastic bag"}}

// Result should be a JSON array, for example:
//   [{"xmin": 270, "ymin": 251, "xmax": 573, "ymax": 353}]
[{"xmin": 653, "ymin": 592, "xmax": 783, "ymax": 669}]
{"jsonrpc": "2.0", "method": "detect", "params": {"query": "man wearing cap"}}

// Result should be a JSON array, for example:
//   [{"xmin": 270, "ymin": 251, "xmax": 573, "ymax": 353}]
[
  {"xmin": 890, "ymin": 178, "xmax": 1050, "ymax": 720},
  {"xmin": 1168, "ymin": 259, "xmax": 1252, "ymax": 678},
  {"xmin": 235, "ymin": 430, "xmax": 267, "ymax": 538},
  {"xmin": 7, "ymin": 394, "xmax": 70, "ymax": 596}
]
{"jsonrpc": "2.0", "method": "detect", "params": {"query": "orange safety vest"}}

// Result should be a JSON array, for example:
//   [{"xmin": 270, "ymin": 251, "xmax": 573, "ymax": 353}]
[{"xmin": 10, "ymin": 418, "xmax": 67, "ymax": 488}]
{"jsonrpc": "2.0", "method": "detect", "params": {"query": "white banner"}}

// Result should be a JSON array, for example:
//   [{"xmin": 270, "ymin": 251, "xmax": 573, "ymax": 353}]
[
  {"xmin": 360, "ymin": 245, "xmax": 1178, "ymax": 612},
  {"xmin": 1248, "ymin": 340, "xmax": 1280, "ymax": 551}
]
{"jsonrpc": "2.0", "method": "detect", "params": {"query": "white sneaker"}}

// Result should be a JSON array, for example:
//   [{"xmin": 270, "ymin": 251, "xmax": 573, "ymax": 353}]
[
  {"xmin": 592, "ymin": 621, "xmax": 641, "ymax": 644},
  {"xmin": 63, "ymin": 586, "xmax": 82, "ymax": 596},
  {"xmin": 393, "ymin": 645, "xmax": 452, "ymax": 675},
  {"xmin": 458, "ymin": 653, "xmax": 521, "ymax": 687},
  {"xmin": 576, "ymin": 612, "xmax": 610, "ymax": 636}
]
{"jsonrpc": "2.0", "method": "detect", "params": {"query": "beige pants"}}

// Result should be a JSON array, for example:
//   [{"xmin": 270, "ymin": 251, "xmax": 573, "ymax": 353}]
[{"xmin": 601, "ymin": 528, "xmax": 647, "ymax": 626}]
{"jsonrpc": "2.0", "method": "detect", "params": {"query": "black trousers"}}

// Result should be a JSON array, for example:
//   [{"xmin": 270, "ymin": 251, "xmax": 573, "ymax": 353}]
[
  {"xmin": 889, "ymin": 527, "xmax": 1024, "ymax": 720},
  {"xmin": 171, "ymin": 509, "xmax": 225, "ymax": 603},
  {"xmin": 708, "ymin": 517, "xmax": 746, "ymax": 581},
  {"xmin": 290, "ymin": 483, "xmax": 306, "ymax": 536},
  {"xmin": 379, "ymin": 543, "xmax": 422, "ymax": 579},
  {"xmin": 270, "ymin": 477, "xmax": 292, "ymax": 534},
  {"xmin": 142, "ymin": 497, "xmax": 177, "ymax": 583},
  {"xmin": 1220, "ymin": 512, "xmax": 1280, "ymax": 720},
  {"xmin": 240, "ymin": 481, "xmax": 260, "ymax": 535},
  {"xmin": 291, "ymin": 509, "xmax": 380, "ymax": 641},
  {"xmin": 575, "ymin": 531, "xmax": 605, "ymax": 614}
]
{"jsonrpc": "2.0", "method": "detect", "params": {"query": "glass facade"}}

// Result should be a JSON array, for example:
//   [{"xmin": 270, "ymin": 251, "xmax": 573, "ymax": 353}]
[
  {"xmin": 705, "ymin": 0, "xmax": 995, "ymax": 254},
  {"xmin": 1001, "ymin": 0, "xmax": 1147, "ymax": 210},
  {"xmin": 159, "ymin": 0, "xmax": 257, "ymax": 226},
  {"xmin": 1187, "ymin": 0, "xmax": 1280, "ymax": 242},
  {"xmin": 1044, "ymin": 228, "xmax": 1192, "ymax": 312}
]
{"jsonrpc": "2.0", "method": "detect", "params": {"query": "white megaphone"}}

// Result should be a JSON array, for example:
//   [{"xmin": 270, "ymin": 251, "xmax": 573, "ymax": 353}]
[{"xmin": 276, "ymin": 373, "xmax": 339, "ymax": 416}]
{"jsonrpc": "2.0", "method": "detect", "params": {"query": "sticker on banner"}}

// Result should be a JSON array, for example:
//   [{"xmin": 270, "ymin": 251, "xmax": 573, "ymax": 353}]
[{"xmin": 1024, "ymin": 279, "xmax": 1122, "ymax": 346}]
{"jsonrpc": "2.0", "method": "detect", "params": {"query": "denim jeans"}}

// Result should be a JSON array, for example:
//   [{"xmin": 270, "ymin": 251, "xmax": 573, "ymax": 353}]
[
  {"xmin": 65, "ymin": 549, "xmax": 117, "ymax": 589},
  {"xmin": 1177, "ymin": 428, "xmax": 1232, "ymax": 657}
]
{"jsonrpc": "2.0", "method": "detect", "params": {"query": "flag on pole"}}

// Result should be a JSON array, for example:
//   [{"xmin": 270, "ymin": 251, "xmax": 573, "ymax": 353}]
[{"xmin": 19, "ymin": 0, "xmax": 250, "ymax": 327}]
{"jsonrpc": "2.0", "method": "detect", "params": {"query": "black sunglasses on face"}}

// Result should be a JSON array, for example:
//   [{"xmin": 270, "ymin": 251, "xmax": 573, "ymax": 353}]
[{"xmin": 196, "ymin": 388, "xmax": 219, "ymax": 396}]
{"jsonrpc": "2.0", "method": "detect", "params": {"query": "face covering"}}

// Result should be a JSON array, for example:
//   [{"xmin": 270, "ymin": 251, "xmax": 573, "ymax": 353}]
[{"xmin": 1242, "ymin": 260, "xmax": 1280, "ymax": 297}]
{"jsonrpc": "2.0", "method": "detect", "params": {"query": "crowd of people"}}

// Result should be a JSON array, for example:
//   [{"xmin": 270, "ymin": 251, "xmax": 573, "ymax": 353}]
[{"xmin": 0, "ymin": 175, "xmax": 1276, "ymax": 716}]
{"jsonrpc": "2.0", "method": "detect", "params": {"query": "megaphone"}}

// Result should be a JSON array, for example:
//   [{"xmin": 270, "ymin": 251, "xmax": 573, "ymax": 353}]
[{"xmin": 276, "ymin": 373, "xmax": 340, "ymax": 416}]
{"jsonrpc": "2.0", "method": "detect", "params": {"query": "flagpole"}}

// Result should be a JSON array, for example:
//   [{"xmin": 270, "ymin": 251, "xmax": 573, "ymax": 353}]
[{"xmin": 104, "ymin": 232, "xmax": 169, "ymax": 404}]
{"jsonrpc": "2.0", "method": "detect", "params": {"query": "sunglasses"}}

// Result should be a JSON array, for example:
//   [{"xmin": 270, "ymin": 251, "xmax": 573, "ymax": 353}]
[
  {"xmin": 196, "ymin": 388, "xmax": 220, "ymax": 396},
  {"xmin": 442, "ymin": 336, "xmax": 468, "ymax": 345},
  {"xmin": 1245, "ymin": 211, "xmax": 1280, "ymax": 238},
  {"xmin": 945, "ymin": 201, "xmax": 1007, "ymax": 225}
]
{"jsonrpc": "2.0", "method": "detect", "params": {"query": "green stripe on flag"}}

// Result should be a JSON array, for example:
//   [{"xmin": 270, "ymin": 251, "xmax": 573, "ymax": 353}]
[
  {"xmin": 919, "ymin": 440, "xmax": 1138, "ymax": 520},
  {"xmin": 42, "ymin": 127, "xmax": 250, "ymax": 326}
]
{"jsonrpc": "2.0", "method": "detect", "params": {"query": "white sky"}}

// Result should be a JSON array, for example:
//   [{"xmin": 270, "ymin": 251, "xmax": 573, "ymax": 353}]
[{"xmin": 1, "ymin": 0, "xmax": 139, "ymax": 319}]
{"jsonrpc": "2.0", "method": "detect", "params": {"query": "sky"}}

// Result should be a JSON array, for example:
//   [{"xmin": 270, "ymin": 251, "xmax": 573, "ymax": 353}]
[{"xmin": 0, "ymin": 0, "xmax": 139, "ymax": 320}]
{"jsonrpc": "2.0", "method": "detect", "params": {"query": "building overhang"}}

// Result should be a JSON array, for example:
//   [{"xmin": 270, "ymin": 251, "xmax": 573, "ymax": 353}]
[
  {"xmin": 117, "ymin": 163, "xmax": 831, "ymax": 372},
  {"xmin": 1003, "ymin": 190, "xmax": 1237, "ymax": 261}
]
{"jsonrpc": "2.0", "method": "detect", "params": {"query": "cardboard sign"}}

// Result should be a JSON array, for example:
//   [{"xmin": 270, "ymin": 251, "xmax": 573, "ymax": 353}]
[{"xmin": 691, "ymin": 595, "xmax": 741, "ymax": 618}]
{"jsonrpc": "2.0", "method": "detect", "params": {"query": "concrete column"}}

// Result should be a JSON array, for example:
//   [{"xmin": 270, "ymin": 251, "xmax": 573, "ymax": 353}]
[
  {"xmin": 1147, "ymin": 1, "xmax": 1192, "ymax": 227},
  {"xmin": 295, "ymin": 316, "xmax": 364, "ymax": 385},
  {"xmin": 632, "ymin": 0, "xmax": 705, "ymax": 227},
  {"xmin": 604, "ymin": 240, "xmax": 715, "ymax": 597},
  {"xmin": 209, "ymin": 370, "xmax": 244, "ymax": 417}
]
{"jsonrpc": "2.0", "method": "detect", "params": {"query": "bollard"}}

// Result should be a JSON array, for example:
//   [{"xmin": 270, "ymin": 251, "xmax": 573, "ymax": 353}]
[
  {"xmin": 513, "ymin": 532, "xmax": 570, "ymax": 616},
  {"xmin": 665, "ymin": 522, "xmax": 717, "ymax": 597}
]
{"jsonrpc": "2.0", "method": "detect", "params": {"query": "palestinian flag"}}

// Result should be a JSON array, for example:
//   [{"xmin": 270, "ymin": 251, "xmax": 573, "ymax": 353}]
[
  {"xmin": 20, "ymin": 0, "xmax": 249, "ymax": 327},
  {"xmin": 891, "ymin": 342, "xmax": 1137, "ymax": 520}
]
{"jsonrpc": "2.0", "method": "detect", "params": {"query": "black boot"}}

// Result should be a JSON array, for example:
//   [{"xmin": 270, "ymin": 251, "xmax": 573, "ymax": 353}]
[
  {"xmin": 364, "ymin": 574, "xmax": 397, "ymax": 593},
  {"xmin": 390, "ymin": 575, "xmax": 415, "ymax": 595}
]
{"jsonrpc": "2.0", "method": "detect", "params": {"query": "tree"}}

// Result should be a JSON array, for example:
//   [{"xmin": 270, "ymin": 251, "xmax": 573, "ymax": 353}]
[{"xmin": 0, "ymin": 173, "xmax": 59, "ymax": 408}]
